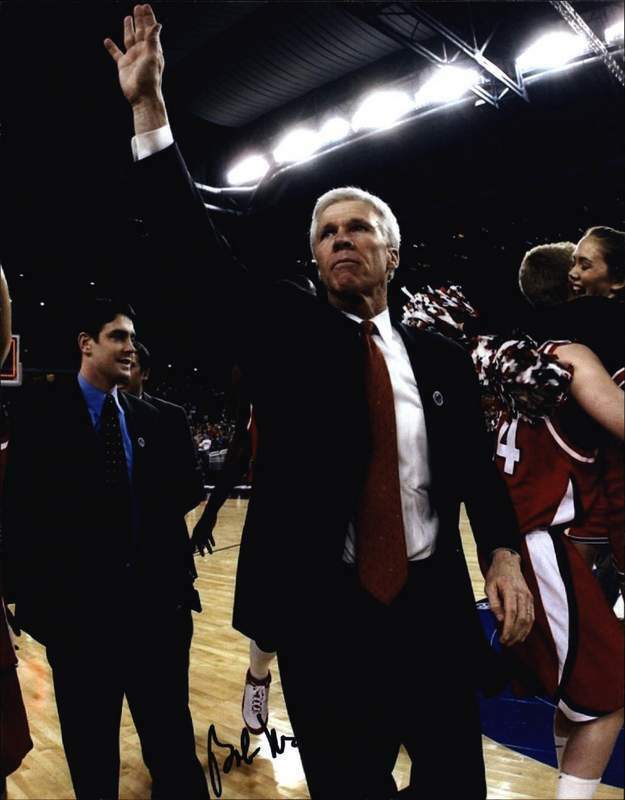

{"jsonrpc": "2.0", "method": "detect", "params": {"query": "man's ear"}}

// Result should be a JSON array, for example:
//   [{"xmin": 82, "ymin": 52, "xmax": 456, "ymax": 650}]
[
  {"xmin": 143, "ymin": 368, "xmax": 151, "ymax": 383},
  {"xmin": 77, "ymin": 332, "xmax": 93, "ymax": 356},
  {"xmin": 386, "ymin": 248, "xmax": 399, "ymax": 282}
]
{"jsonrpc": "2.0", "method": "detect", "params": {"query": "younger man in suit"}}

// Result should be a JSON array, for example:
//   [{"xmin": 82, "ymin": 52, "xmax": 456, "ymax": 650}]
[
  {"xmin": 3, "ymin": 299, "xmax": 208, "ymax": 799},
  {"xmin": 124, "ymin": 339, "xmax": 207, "ymax": 551}
]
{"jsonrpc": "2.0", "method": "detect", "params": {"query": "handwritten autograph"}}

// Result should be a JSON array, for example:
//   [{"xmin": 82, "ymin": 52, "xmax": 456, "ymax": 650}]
[{"xmin": 206, "ymin": 720, "xmax": 298, "ymax": 797}]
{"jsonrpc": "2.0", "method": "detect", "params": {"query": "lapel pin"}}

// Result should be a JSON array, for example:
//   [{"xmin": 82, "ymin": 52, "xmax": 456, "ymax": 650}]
[
  {"xmin": 138, "ymin": 437, "xmax": 146, "ymax": 448},
  {"xmin": 433, "ymin": 390, "xmax": 444, "ymax": 407}
]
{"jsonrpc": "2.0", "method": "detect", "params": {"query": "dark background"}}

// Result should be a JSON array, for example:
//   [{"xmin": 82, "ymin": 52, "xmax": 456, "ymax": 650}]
[{"xmin": 1, "ymin": 1, "xmax": 623, "ymax": 391}]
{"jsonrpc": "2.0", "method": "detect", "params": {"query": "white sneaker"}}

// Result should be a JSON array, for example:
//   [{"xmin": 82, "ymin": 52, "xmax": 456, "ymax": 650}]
[{"xmin": 242, "ymin": 668, "xmax": 271, "ymax": 734}]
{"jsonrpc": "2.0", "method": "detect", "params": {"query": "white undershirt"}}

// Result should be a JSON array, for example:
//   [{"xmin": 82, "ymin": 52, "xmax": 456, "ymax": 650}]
[{"xmin": 132, "ymin": 127, "xmax": 440, "ymax": 562}]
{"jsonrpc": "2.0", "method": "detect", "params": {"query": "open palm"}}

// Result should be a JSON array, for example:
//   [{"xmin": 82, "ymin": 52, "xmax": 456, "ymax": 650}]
[{"xmin": 104, "ymin": 4, "xmax": 163, "ymax": 106}]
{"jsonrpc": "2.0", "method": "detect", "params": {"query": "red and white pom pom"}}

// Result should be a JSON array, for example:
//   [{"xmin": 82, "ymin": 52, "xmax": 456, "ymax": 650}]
[{"xmin": 401, "ymin": 284, "xmax": 478, "ymax": 343}]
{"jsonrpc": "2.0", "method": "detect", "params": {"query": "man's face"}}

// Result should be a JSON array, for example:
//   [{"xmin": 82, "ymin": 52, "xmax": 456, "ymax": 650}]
[
  {"xmin": 125, "ymin": 355, "xmax": 148, "ymax": 397},
  {"xmin": 569, "ymin": 236, "xmax": 613, "ymax": 297},
  {"xmin": 80, "ymin": 314, "xmax": 136, "ymax": 388},
  {"xmin": 312, "ymin": 200, "xmax": 398, "ymax": 304}
]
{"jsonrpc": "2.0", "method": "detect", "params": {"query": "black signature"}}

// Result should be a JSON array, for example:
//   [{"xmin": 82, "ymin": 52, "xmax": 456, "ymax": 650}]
[{"xmin": 206, "ymin": 720, "xmax": 298, "ymax": 797}]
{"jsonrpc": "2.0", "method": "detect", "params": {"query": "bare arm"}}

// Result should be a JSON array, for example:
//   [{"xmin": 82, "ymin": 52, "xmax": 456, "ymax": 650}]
[
  {"xmin": 104, "ymin": 4, "xmax": 168, "ymax": 135},
  {"xmin": 0, "ymin": 265, "xmax": 12, "ymax": 363},
  {"xmin": 555, "ymin": 343, "xmax": 624, "ymax": 441}
]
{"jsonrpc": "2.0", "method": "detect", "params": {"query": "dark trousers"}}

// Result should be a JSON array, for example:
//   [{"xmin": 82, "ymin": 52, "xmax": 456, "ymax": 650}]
[
  {"xmin": 46, "ymin": 603, "xmax": 208, "ymax": 800},
  {"xmin": 277, "ymin": 556, "xmax": 487, "ymax": 800}
]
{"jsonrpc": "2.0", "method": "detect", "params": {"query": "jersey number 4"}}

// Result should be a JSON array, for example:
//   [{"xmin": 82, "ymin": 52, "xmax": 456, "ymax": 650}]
[{"xmin": 496, "ymin": 418, "xmax": 520, "ymax": 475}]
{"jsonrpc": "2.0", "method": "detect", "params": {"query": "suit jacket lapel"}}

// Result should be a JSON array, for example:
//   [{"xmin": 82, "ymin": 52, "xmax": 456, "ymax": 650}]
[
  {"xmin": 393, "ymin": 321, "xmax": 439, "ymax": 430},
  {"xmin": 393, "ymin": 321, "xmax": 447, "ymax": 508}
]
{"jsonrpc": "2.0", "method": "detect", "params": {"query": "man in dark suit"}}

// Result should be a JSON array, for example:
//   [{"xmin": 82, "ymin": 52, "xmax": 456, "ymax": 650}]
[
  {"xmin": 105, "ymin": 7, "xmax": 534, "ymax": 798},
  {"xmin": 3, "ymin": 298, "xmax": 208, "ymax": 799},
  {"xmin": 123, "ymin": 339, "xmax": 207, "ymax": 525}
]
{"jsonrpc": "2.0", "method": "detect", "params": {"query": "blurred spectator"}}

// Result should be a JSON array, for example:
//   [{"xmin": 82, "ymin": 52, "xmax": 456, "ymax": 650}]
[{"xmin": 0, "ymin": 263, "xmax": 33, "ymax": 796}]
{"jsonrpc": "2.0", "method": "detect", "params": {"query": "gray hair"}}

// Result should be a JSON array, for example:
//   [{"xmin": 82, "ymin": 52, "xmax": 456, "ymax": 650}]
[{"xmin": 309, "ymin": 186, "xmax": 401, "ymax": 255}]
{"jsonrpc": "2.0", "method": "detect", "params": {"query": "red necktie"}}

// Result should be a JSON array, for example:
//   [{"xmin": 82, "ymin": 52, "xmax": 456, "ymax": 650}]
[{"xmin": 356, "ymin": 320, "xmax": 408, "ymax": 604}]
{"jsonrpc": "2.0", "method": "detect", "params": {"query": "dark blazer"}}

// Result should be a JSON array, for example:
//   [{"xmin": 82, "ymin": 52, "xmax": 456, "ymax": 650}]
[
  {"xmin": 3, "ymin": 379, "xmax": 202, "ymax": 645},
  {"xmin": 141, "ymin": 391, "xmax": 206, "ymax": 516},
  {"xmin": 134, "ymin": 144, "xmax": 521, "ymax": 686}
]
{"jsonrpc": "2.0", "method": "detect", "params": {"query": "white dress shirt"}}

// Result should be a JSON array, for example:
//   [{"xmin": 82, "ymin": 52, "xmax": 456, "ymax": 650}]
[
  {"xmin": 132, "ymin": 129, "xmax": 440, "ymax": 561},
  {"xmin": 343, "ymin": 308, "xmax": 439, "ymax": 563}
]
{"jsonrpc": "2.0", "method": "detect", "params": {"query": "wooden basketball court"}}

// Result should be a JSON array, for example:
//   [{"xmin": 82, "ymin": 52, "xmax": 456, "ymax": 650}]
[{"xmin": 6, "ymin": 500, "xmax": 623, "ymax": 799}]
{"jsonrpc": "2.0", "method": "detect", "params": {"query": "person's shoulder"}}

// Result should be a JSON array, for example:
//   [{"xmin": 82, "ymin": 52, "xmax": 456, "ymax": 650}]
[
  {"xmin": 139, "ymin": 394, "xmax": 192, "ymax": 438},
  {"xmin": 122, "ymin": 391, "xmax": 160, "ymax": 420},
  {"xmin": 13, "ymin": 377, "xmax": 79, "ymax": 414},
  {"xmin": 270, "ymin": 278, "xmax": 321, "ymax": 318},
  {"xmin": 396, "ymin": 321, "xmax": 468, "ymax": 360},
  {"xmin": 142, "ymin": 393, "xmax": 186, "ymax": 418},
  {"xmin": 549, "ymin": 296, "xmax": 621, "ymax": 331},
  {"xmin": 549, "ymin": 298, "xmax": 623, "ymax": 365},
  {"xmin": 6, "ymin": 379, "xmax": 83, "ymax": 443}
]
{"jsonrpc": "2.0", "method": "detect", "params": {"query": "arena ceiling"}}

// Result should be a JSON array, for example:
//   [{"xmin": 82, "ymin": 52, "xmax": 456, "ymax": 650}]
[{"xmin": 1, "ymin": 1, "xmax": 623, "ymax": 374}]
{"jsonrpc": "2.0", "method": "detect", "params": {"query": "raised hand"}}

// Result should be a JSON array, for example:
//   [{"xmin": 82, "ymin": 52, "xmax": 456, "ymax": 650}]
[{"xmin": 104, "ymin": 4, "xmax": 164, "ymax": 110}]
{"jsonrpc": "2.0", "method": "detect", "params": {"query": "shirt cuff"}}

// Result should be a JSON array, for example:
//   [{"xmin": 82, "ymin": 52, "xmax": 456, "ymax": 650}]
[
  {"xmin": 491, "ymin": 547, "xmax": 520, "ymax": 559},
  {"xmin": 131, "ymin": 125, "xmax": 174, "ymax": 162}
]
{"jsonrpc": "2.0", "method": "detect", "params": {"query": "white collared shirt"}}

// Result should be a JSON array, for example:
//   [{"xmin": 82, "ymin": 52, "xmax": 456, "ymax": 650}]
[
  {"xmin": 132, "ymin": 129, "xmax": 439, "ymax": 560},
  {"xmin": 343, "ymin": 308, "xmax": 439, "ymax": 562}
]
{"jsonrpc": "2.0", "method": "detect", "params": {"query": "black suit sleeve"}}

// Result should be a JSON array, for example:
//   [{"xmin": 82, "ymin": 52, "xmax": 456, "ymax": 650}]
[
  {"xmin": 169, "ymin": 404, "xmax": 205, "ymax": 514},
  {"xmin": 133, "ymin": 144, "xmax": 262, "ymax": 370},
  {"xmin": 141, "ymin": 396, "xmax": 205, "ymax": 515},
  {"xmin": 134, "ymin": 145, "xmax": 232, "ymax": 269}
]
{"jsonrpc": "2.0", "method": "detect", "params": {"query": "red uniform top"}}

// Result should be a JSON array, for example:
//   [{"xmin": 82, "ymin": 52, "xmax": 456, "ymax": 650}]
[{"xmin": 495, "ymin": 410, "xmax": 603, "ymax": 537}]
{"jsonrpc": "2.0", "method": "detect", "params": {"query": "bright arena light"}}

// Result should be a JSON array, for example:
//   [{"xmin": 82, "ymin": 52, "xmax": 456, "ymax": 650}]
[
  {"xmin": 273, "ymin": 128, "xmax": 320, "ymax": 164},
  {"xmin": 516, "ymin": 32, "xmax": 587, "ymax": 73},
  {"xmin": 352, "ymin": 90, "xmax": 413, "ymax": 132},
  {"xmin": 318, "ymin": 116, "xmax": 351, "ymax": 146},
  {"xmin": 414, "ymin": 65, "xmax": 480, "ymax": 108},
  {"xmin": 605, "ymin": 21, "xmax": 624, "ymax": 45},
  {"xmin": 227, "ymin": 154, "xmax": 270, "ymax": 186}
]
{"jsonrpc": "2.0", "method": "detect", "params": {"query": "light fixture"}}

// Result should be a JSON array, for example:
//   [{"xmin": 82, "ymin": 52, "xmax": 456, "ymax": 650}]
[
  {"xmin": 318, "ymin": 117, "xmax": 351, "ymax": 146},
  {"xmin": 226, "ymin": 154, "xmax": 270, "ymax": 186},
  {"xmin": 605, "ymin": 21, "xmax": 624, "ymax": 45},
  {"xmin": 516, "ymin": 32, "xmax": 587, "ymax": 73},
  {"xmin": 352, "ymin": 90, "xmax": 413, "ymax": 132},
  {"xmin": 273, "ymin": 128, "xmax": 320, "ymax": 164},
  {"xmin": 414, "ymin": 65, "xmax": 480, "ymax": 108}
]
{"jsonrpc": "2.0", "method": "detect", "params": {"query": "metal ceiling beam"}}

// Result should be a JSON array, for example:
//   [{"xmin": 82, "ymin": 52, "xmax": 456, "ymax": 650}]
[
  {"xmin": 550, "ymin": 0, "xmax": 625, "ymax": 87},
  {"xmin": 347, "ymin": 5, "xmax": 448, "ymax": 65},
  {"xmin": 346, "ymin": 4, "xmax": 500, "ymax": 107},
  {"xmin": 404, "ymin": 4, "xmax": 529, "ymax": 102}
]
